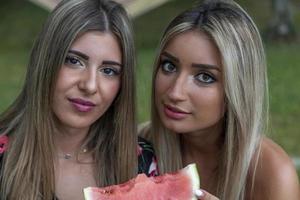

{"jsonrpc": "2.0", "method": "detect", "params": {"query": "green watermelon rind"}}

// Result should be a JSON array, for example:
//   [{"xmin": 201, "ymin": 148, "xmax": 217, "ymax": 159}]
[
  {"xmin": 84, "ymin": 163, "xmax": 200, "ymax": 200},
  {"xmin": 84, "ymin": 187, "xmax": 93, "ymax": 200},
  {"xmin": 184, "ymin": 163, "xmax": 200, "ymax": 200}
]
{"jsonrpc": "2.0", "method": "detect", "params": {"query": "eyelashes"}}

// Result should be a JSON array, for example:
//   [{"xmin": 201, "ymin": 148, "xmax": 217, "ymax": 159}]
[
  {"xmin": 159, "ymin": 58, "xmax": 217, "ymax": 84},
  {"xmin": 161, "ymin": 59, "xmax": 177, "ymax": 73},
  {"xmin": 100, "ymin": 67, "xmax": 121, "ymax": 76},
  {"xmin": 195, "ymin": 73, "xmax": 216, "ymax": 84},
  {"xmin": 65, "ymin": 55, "xmax": 83, "ymax": 67},
  {"xmin": 64, "ymin": 54, "xmax": 121, "ymax": 76}
]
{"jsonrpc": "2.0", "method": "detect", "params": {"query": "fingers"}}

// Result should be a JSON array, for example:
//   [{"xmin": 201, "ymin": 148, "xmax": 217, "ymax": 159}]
[
  {"xmin": 194, "ymin": 189, "xmax": 219, "ymax": 200},
  {"xmin": 194, "ymin": 189, "xmax": 205, "ymax": 198}
]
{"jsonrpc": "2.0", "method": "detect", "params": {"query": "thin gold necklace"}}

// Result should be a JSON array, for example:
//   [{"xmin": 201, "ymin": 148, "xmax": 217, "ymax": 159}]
[{"xmin": 58, "ymin": 148, "xmax": 88, "ymax": 160}]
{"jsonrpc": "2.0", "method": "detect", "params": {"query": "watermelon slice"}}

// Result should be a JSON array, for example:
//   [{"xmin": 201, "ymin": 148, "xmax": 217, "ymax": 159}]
[{"xmin": 84, "ymin": 163, "xmax": 200, "ymax": 200}]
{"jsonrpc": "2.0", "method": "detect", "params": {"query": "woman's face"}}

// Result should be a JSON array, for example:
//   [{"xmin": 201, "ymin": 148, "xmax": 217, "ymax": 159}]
[
  {"xmin": 52, "ymin": 31, "xmax": 122, "ymax": 132},
  {"xmin": 155, "ymin": 30, "xmax": 225, "ymax": 134}
]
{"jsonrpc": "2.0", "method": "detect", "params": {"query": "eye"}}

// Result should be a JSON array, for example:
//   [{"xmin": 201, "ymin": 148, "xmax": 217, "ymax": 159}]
[
  {"xmin": 195, "ymin": 73, "xmax": 216, "ymax": 84},
  {"xmin": 161, "ymin": 60, "xmax": 176, "ymax": 73},
  {"xmin": 100, "ymin": 67, "xmax": 121, "ymax": 76},
  {"xmin": 65, "ymin": 55, "xmax": 83, "ymax": 67}
]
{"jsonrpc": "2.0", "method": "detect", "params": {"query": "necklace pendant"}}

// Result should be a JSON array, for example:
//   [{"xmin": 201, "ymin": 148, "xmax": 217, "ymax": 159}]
[
  {"xmin": 82, "ymin": 148, "xmax": 87, "ymax": 153},
  {"xmin": 64, "ymin": 153, "xmax": 72, "ymax": 160}
]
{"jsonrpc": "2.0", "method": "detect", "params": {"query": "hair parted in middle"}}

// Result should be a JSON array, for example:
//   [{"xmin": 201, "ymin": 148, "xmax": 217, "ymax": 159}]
[
  {"xmin": 145, "ymin": 0, "xmax": 269, "ymax": 199},
  {"xmin": 0, "ymin": 0, "xmax": 136, "ymax": 199}
]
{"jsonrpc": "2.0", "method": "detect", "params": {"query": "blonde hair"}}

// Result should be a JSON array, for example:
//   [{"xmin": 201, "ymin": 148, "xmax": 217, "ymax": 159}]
[
  {"xmin": 143, "ymin": 0, "xmax": 268, "ymax": 199},
  {"xmin": 0, "ymin": 0, "xmax": 137, "ymax": 199}
]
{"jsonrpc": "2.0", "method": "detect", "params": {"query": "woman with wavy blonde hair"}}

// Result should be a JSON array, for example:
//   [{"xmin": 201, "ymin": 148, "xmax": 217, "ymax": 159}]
[
  {"xmin": 140, "ymin": 0, "xmax": 300, "ymax": 199},
  {"xmin": 0, "ymin": 0, "xmax": 157, "ymax": 199}
]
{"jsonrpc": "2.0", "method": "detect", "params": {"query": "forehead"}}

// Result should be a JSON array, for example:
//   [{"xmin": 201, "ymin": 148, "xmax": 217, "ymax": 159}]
[
  {"xmin": 69, "ymin": 31, "xmax": 121, "ymax": 60},
  {"xmin": 163, "ymin": 30, "xmax": 222, "ymax": 68}
]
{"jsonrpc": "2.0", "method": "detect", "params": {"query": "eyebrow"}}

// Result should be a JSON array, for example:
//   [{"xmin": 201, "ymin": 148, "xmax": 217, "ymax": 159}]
[
  {"xmin": 68, "ymin": 50, "xmax": 89, "ymax": 60},
  {"xmin": 161, "ymin": 51, "xmax": 180, "ymax": 63},
  {"xmin": 191, "ymin": 63, "xmax": 221, "ymax": 72},
  {"xmin": 103, "ymin": 60, "xmax": 123, "ymax": 67},
  {"xmin": 162, "ymin": 51, "xmax": 220, "ymax": 72},
  {"xmin": 68, "ymin": 50, "xmax": 122, "ymax": 67}
]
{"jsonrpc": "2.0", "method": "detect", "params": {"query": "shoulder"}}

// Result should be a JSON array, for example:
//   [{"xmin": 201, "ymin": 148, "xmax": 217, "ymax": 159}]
[
  {"xmin": 138, "ymin": 136, "xmax": 159, "ymax": 176},
  {"xmin": 251, "ymin": 137, "xmax": 300, "ymax": 200},
  {"xmin": 137, "ymin": 121, "xmax": 152, "ymax": 141}
]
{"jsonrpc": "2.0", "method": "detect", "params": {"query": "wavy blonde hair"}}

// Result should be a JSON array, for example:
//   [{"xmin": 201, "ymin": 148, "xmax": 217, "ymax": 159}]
[
  {"xmin": 0, "ymin": 0, "xmax": 137, "ymax": 199},
  {"xmin": 141, "ymin": 0, "xmax": 268, "ymax": 199}
]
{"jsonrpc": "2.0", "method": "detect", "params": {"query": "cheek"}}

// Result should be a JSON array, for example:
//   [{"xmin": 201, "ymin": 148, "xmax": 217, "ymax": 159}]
[
  {"xmin": 192, "ymin": 84, "xmax": 225, "ymax": 115},
  {"xmin": 53, "ymin": 73, "xmax": 64, "ymax": 95},
  {"xmin": 155, "ymin": 71, "xmax": 171, "ymax": 98},
  {"xmin": 215, "ymin": 86, "xmax": 226, "ymax": 117},
  {"xmin": 102, "ymin": 79, "xmax": 121, "ymax": 102},
  {"xmin": 52, "ymin": 70, "xmax": 67, "ymax": 104},
  {"xmin": 54, "ymin": 67, "xmax": 75, "ymax": 94},
  {"xmin": 52, "ymin": 71, "xmax": 72, "ymax": 115},
  {"xmin": 154, "ymin": 73, "xmax": 165, "ymax": 105}
]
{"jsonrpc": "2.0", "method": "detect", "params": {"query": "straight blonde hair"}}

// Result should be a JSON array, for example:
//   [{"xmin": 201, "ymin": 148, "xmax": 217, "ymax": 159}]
[
  {"xmin": 141, "ymin": 0, "xmax": 268, "ymax": 199},
  {"xmin": 0, "ymin": 0, "xmax": 137, "ymax": 199}
]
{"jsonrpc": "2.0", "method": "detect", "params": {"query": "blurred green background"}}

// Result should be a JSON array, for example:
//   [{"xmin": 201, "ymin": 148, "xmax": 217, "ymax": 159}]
[{"xmin": 0, "ymin": 0, "xmax": 299, "ymax": 176}]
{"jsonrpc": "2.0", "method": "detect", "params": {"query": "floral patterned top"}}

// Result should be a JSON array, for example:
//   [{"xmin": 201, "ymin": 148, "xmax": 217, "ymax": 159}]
[
  {"xmin": 0, "ymin": 135, "xmax": 158, "ymax": 176},
  {"xmin": 137, "ymin": 137, "xmax": 159, "ymax": 176}
]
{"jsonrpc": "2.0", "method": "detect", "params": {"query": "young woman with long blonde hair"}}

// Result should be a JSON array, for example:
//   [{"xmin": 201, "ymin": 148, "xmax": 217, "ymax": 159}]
[{"xmin": 140, "ymin": 0, "xmax": 300, "ymax": 199}]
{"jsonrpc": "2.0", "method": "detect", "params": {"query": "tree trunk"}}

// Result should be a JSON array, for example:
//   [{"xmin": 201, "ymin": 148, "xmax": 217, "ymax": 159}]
[{"xmin": 266, "ymin": 0, "xmax": 296, "ymax": 41}]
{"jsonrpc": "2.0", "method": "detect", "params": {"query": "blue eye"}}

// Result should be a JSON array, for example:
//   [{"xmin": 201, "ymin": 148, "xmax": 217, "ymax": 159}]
[
  {"xmin": 196, "ymin": 73, "xmax": 215, "ymax": 84},
  {"xmin": 65, "ymin": 55, "xmax": 83, "ymax": 67},
  {"xmin": 161, "ymin": 60, "xmax": 176, "ymax": 73},
  {"xmin": 100, "ymin": 67, "xmax": 121, "ymax": 76}
]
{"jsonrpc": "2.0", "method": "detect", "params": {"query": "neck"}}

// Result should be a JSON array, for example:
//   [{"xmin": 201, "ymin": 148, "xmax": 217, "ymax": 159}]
[
  {"xmin": 181, "ymin": 121, "xmax": 224, "ymax": 167},
  {"xmin": 54, "ymin": 125, "xmax": 90, "ymax": 155},
  {"xmin": 180, "ymin": 122, "xmax": 224, "ymax": 193}
]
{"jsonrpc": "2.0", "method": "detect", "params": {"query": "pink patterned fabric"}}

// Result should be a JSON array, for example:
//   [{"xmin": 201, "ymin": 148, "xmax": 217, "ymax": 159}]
[
  {"xmin": 0, "ymin": 135, "xmax": 9, "ymax": 154},
  {"xmin": 138, "ymin": 137, "xmax": 159, "ymax": 176}
]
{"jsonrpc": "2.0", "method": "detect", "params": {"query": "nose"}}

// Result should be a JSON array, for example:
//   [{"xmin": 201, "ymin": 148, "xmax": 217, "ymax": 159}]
[
  {"xmin": 78, "ymin": 68, "xmax": 97, "ymax": 94},
  {"xmin": 167, "ymin": 73, "xmax": 187, "ymax": 102}
]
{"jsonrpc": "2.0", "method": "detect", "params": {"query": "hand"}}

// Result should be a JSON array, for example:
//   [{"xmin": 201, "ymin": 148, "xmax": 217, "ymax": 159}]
[{"xmin": 194, "ymin": 189, "xmax": 219, "ymax": 200}]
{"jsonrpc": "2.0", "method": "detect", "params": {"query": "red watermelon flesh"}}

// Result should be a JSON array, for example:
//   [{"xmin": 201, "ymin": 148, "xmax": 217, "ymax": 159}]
[{"xmin": 84, "ymin": 163, "xmax": 200, "ymax": 200}]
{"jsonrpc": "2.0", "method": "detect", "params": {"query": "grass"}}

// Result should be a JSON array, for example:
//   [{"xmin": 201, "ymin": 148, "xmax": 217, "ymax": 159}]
[
  {"xmin": 267, "ymin": 43, "xmax": 300, "ymax": 154},
  {"xmin": 0, "ymin": 0, "xmax": 299, "ymax": 176},
  {"xmin": 0, "ymin": 0, "xmax": 48, "ymax": 112}
]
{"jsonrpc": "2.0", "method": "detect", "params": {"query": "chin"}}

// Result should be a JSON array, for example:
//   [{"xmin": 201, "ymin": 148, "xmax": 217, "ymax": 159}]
[
  {"xmin": 55, "ymin": 117, "xmax": 94, "ymax": 132},
  {"xmin": 162, "ymin": 120, "xmax": 190, "ymax": 134}
]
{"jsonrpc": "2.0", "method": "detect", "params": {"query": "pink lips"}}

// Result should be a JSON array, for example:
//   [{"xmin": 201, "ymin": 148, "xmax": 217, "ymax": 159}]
[
  {"xmin": 68, "ymin": 98, "xmax": 96, "ymax": 112},
  {"xmin": 163, "ymin": 104, "xmax": 190, "ymax": 120}
]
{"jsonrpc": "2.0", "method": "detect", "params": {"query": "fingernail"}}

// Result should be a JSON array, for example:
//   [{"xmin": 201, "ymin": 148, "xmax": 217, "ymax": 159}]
[{"xmin": 194, "ymin": 189, "xmax": 204, "ymax": 197}]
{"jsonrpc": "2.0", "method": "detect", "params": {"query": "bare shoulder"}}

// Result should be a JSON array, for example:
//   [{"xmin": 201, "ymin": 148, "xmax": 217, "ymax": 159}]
[{"xmin": 251, "ymin": 137, "xmax": 300, "ymax": 200}]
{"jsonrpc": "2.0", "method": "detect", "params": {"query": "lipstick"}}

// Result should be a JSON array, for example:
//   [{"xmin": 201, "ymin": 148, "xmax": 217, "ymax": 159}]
[
  {"xmin": 68, "ymin": 98, "xmax": 95, "ymax": 112},
  {"xmin": 163, "ymin": 104, "xmax": 190, "ymax": 120}
]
